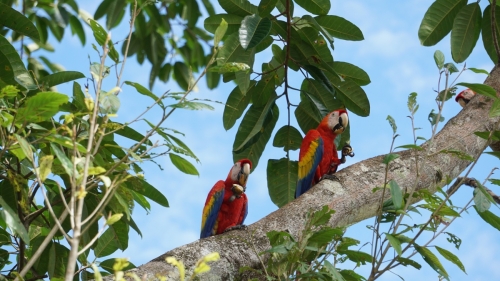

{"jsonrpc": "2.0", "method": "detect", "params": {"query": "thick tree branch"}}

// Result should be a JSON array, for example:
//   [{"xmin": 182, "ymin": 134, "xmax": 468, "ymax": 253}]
[{"xmin": 118, "ymin": 66, "xmax": 500, "ymax": 280}]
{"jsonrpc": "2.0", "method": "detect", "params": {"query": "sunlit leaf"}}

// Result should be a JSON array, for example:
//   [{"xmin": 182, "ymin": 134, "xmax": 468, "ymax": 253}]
[
  {"xmin": 315, "ymin": 15, "xmax": 364, "ymax": 41},
  {"xmin": 169, "ymin": 154, "xmax": 199, "ymax": 176},
  {"xmin": 17, "ymin": 92, "xmax": 69, "ymax": 123},
  {"xmin": 295, "ymin": 0, "xmax": 330, "ymax": 15},
  {"xmin": 434, "ymin": 50, "xmax": 445, "ymax": 69},
  {"xmin": 0, "ymin": 35, "xmax": 37, "ymax": 90},
  {"xmin": 456, "ymin": 82, "xmax": 497, "ymax": 99},
  {"xmin": 385, "ymin": 233, "xmax": 402, "ymax": 256},
  {"xmin": 219, "ymin": 0, "xmax": 257, "ymax": 17},
  {"xmin": 204, "ymin": 14, "xmax": 242, "ymax": 35},
  {"xmin": 38, "ymin": 71, "xmax": 85, "ymax": 88},
  {"xmin": 239, "ymin": 14, "xmax": 271, "ymax": 50},
  {"xmin": 435, "ymin": 246, "xmax": 466, "ymax": 273},
  {"xmin": 0, "ymin": 196, "xmax": 29, "ymax": 244},
  {"xmin": 415, "ymin": 245, "xmax": 449, "ymax": 279}
]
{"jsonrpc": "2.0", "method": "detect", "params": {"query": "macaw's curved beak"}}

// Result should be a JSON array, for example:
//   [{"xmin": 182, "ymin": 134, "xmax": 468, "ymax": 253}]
[{"xmin": 238, "ymin": 162, "xmax": 251, "ymax": 186}]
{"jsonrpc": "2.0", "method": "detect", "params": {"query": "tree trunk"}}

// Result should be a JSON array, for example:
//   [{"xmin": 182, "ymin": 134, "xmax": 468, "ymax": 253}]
[{"xmin": 118, "ymin": 66, "xmax": 500, "ymax": 280}]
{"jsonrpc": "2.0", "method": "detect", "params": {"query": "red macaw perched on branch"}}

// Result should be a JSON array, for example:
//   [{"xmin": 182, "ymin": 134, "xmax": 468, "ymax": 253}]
[
  {"xmin": 296, "ymin": 109, "xmax": 354, "ymax": 198},
  {"xmin": 455, "ymin": 88, "xmax": 476, "ymax": 108},
  {"xmin": 200, "ymin": 159, "xmax": 252, "ymax": 238}
]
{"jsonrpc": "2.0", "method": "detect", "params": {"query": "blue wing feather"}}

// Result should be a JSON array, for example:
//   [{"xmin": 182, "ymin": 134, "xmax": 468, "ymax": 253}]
[
  {"xmin": 200, "ymin": 182, "xmax": 225, "ymax": 238},
  {"xmin": 296, "ymin": 134, "xmax": 324, "ymax": 198}
]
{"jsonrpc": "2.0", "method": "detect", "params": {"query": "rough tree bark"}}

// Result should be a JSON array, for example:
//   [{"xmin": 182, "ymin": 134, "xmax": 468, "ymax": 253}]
[{"xmin": 118, "ymin": 66, "xmax": 500, "ymax": 280}]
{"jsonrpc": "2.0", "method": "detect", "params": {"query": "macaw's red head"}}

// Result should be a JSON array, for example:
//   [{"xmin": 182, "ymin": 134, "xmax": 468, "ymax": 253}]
[
  {"xmin": 320, "ymin": 109, "xmax": 349, "ymax": 135},
  {"xmin": 229, "ymin": 159, "xmax": 252, "ymax": 186},
  {"xmin": 455, "ymin": 88, "xmax": 476, "ymax": 108}
]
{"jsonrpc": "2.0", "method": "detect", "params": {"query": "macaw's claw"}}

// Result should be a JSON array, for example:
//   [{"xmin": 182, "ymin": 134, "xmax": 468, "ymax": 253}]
[
  {"xmin": 340, "ymin": 144, "xmax": 355, "ymax": 164},
  {"xmin": 321, "ymin": 174, "xmax": 340, "ymax": 182},
  {"xmin": 223, "ymin": 224, "xmax": 247, "ymax": 233}
]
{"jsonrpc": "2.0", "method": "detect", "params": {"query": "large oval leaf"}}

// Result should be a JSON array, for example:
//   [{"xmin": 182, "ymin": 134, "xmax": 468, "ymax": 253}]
[
  {"xmin": 294, "ymin": 99, "xmax": 322, "ymax": 134},
  {"xmin": 217, "ymin": 33, "xmax": 256, "ymax": 68},
  {"xmin": 0, "ymin": 3, "xmax": 40, "ymax": 41},
  {"xmin": 482, "ymin": 5, "xmax": 500, "ymax": 63},
  {"xmin": 239, "ymin": 14, "xmax": 272, "ymax": 50},
  {"xmin": 204, "ymin": 14, "xmax": 243, "ymax": 35},
  {"xmin": 223, "ymin": 82, "xmax": 255, "ymax": 130},
  {"xmin": 418, "ymin": 0, "xmax": 467, "ymax": 46},
  {"xmin": 267, "ymin": 158, "xmax": 298, "ymax": 207},
  {"xmin": 326, "ymin": 71, "xmax": 370, "ymax": 117},
  {"xmin": 17, "ymin": 92, "xmax": 69, "ymax": 123},
  {"xmin": 295, "ymin": 0, "xmax": 330, "ymax": 16},
  {"xmin": 258, "ymin": 0, "xmax": 278, "ymax": 16},
  {"xmin": 314, "ymin": 15, "xmax": 364, "ymax": 41},
  {"xmin": 303, "ymin": 78, "xmax": 343, "ymax": 112},
  {"xmin": 0, "ymin": 34, "xmax": 37, "ymax": 90},
  {"xmin": 233, "ymin": 90, "xmax": 277, "ymax": 151},
  {"xmin": 332, "ymin": 61, "xmax": 371, "ymax": 86},
  {"xmin": 219, "ymin": 0, "xmax": 257, "ymax": 17},
  {"xmin": 450, "ymin": 3, "xmax": 482, "ymax": 63},
  {"xmin": 273, "ymin": 125, "xmax": 303, "ymax": 151},
  {"xmin": 233, "ymin": 104, "xmax": 278, "ymax": 171}
]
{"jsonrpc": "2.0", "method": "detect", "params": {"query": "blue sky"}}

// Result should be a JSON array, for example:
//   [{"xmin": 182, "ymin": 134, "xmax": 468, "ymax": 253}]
[{"xmin": 36, "ymin": 0, "xmax": 500, "ymax": 280}]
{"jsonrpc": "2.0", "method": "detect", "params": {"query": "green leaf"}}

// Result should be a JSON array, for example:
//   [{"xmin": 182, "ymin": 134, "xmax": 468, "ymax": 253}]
[
  {"xmin": 239, "ymin": 14, "xmax": 271, "ymax": 50},
  {"xmin": 45, "ymin": 134, "xmax": 87, "ymax": 153},
  {"xmin": 17, "ymin": 92, "xmax": 69, "ymax": 123},
  {"xmin": 444, "ymin": 62, "xmax": 459, "ymax": 73},
  {"xmin": 258, "ymin": 0, "xmax": 278, "ymax": 16},
  {"xmin": 214, "ymin": 18, "xmax": 229, "ymax": 47},
  {"xmin": 315, "ymin": 15, "xmax": 364, "ymax": 41},
  {"xmin": 14, "ymin": 134, "xmax": 33, "ymax": 163},
  {"xmin": 428, "ymin": 109, "xmax": 445, "ymax": 125},
  {"xmin": 0, "ymin": 35, "xmax": 37, "ymax": 90},
  {"xmin": 324, "ymin": 260, "xmax": 345, "ymax": 281},
  {"xmin": 295, "ymin": 98, "xmax": 322, "ymax": 134},
  {"xmin": 173, "ymin": 61, "xmax": 190, "ymax": 91},
  {"xmin": 169, "ymin": 154, "xmax": 199, "ymax": 176},
  {"xmin": 435, "ymin": 246, "xmax": 466, "ymax": 273},
  {"xmin": 385, "ymin": 233, "xmax": 402, "ymax": 256},
  {"xmin": 69, "ymin": 15, "xmax": 86, "ymax": 45},
  {"xmin": 169, "ymin": 101, "xmax": 214, "ymax": 111},
  {"xmin": 233, "ymin": 104, "xmax": 279, "ymax": 170},
  {"xmin": 418, "ymin": 0, "xmax": 467, "ymax": 46},
  {"xmin": 295, "ymin": 0, "xmax": 330, "ymax": 15},
  {"xmin": 219, "ymin": 0, "xmax": 257, "ymax": 17},
  {"xmin": 88, "ymin": 19, "xmax": 119, "ymax": 63},
  {"xmin": 408, "ymin": 92, "xmax": 419, "ymax": 114},
  {"xmin": 50, "ymin": 143, "xmax": 75, "ymax": 178},
  {"xmin": 450, "ymin": 3, "xmax": 482, "ymax": 63},
  {"xmin": 273, "ymin": 125, "xmax": 303, "ymax": 151},
  {"xmin": 129, "ymin": 178, "xmax": 169, "ymax": 208},
  {"xmin": 396, "ymin": 144, "xmax": 423, "ymax": 151},
  {"xmin": 389, "ymin": 180, "xmax": 403, "ymax": 210},
  {"xmin": 0, "ymin": 3, "xmax": 40, "ymax": 41},
  {"xmin": 204, "ymin": 14, "xmax": 242, "ymax": 35},
  {"xmin": 38, "ymin": 71, "xmax": 85, "ymax": 88},
  {"xmin": 468, "ymin": 67, "xmax": 489, "ymax": 75},
  {"xmin": 397, "ymin": 257, "xmax": 422, "ymax": 269},
  {"xmin": 0, "ymin": 196, "xmax": 29, "ymax": 245},
  {"xmin": 415, "ymin": 245, "xmax": 449, "ymax": 279},
  {"xmin": 456, "ymin": 82, "xmax": 497, "ymax": 99},
  {"xmin": 267, "ymin": 158, "xmax": 298, "ymax": 207},
  {"xmin": 383, "ymin": 153, "xmax": 399, "ymax": 165},
  {"xmin": 481, "ymin": 5, "xmax": 500, "ymax": 64},
  {"xmin": 302, "ymin": 79, "xmax": 343, "ymax": 112},
  {"xmin": 434, "ymin": 50, "xmax": 445, "ymax": 69},
  {"xmin": 474, "ymin": 205, "xmax": 500, "ymax": 232},
  {"xmin": 476, "ymin": 181, "xmax": 497, "ymax": 205},
  {"xmin": 328, "ymin": 73, "xmax": 370, "ymax": 117},
  {"xmin": 387, "ymin": 115, "xmax": 397, "ymax": 134},
  {"xmin": 124, "ymin": 81, "xmax": 162, "ymax": 107},
  {"xmin": 99, "ymin": 90, "xmax": 120, "ymax": 115},
  {"xmin": 331, "ymin": 61, "xmax": 371, "ymax": 86},
  {"xmin": 94, "ymin": 226, "xmax": 120, "ymax": 257},
  {"xmin": 309, "ymin": 228, "xmax": 338, "ymax": 244},
  {"xmin": 233, "ymin": 92, "xmax": 277, "ymax": 151},
  {"xmin": 100, "ymin": 258, "xmax": 136, "ymax": 274}
]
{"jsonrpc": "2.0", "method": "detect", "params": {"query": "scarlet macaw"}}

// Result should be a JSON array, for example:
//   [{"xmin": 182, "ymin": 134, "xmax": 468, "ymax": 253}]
[
  {"xmin": 296, "ymin": 109, "xmax": 353, "ymax": 198},
  {"xmin": 200, "ymin": 159, "xmax": 252, "ymax": 238},
  {"xmin": 455, "ymin": 88, "xmax": 476, "ymax": 108}
]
